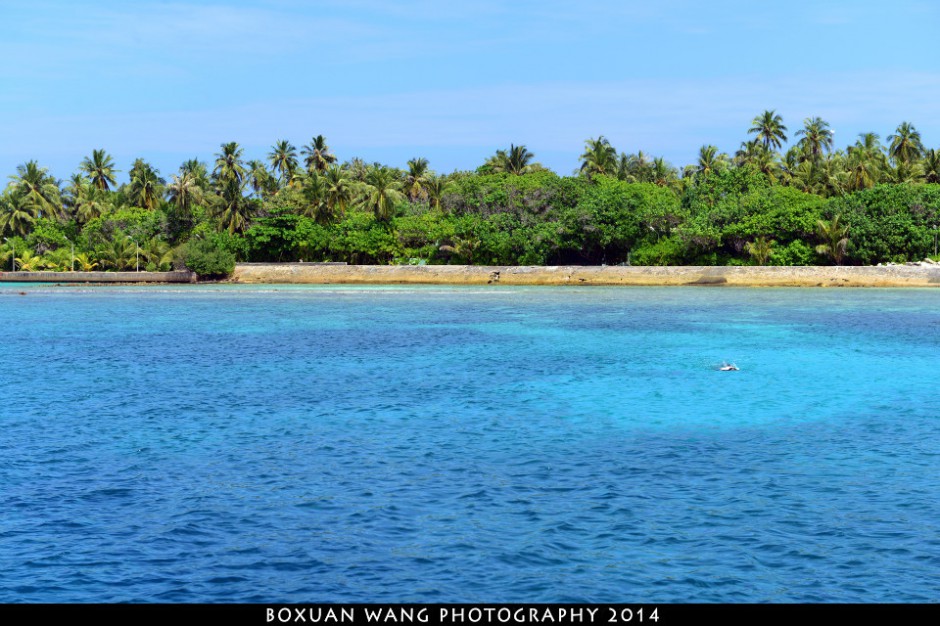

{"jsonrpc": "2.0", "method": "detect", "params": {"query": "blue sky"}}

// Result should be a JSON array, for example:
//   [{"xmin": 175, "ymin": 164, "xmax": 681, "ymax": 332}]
[{"xmin": 2, "ymin": 0, "xmax": 938, "ymax": 183}]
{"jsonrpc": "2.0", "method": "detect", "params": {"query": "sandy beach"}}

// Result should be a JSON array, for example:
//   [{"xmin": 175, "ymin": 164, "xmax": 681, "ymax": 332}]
[{"xmin": 230, "ymin": 263, "xmax": 940, "ymax": 288}]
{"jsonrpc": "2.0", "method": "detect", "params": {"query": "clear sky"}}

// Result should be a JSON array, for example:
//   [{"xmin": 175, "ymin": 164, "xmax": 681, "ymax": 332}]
[{"xmin": 2, "ymin": 0, "xmax": 938, "ymax": 183}]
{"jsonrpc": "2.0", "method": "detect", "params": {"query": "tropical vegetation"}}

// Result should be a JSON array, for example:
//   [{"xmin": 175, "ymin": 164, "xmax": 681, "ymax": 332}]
[{"xmin": 2, "ymin": 113, "xmax": 939, "ymax": 277}]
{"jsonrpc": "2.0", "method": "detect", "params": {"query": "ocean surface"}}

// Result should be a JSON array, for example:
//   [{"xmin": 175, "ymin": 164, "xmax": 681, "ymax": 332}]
[{"xmin": 1, "ymin": 284, "xmax": 938, "ymax": 603}]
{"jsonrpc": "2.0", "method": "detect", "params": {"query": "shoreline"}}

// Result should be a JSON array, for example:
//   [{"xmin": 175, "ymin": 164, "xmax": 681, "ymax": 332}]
[
  {"xmin": 230, "ymin": 264, "xmax": 940, "ymax": 288},
  {"xmin": 0, "ymin": 270, "xmax": 196, "ymax": 284}
]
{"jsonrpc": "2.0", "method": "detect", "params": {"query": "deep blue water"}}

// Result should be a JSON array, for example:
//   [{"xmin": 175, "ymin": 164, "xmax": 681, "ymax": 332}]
[{"xmin": 1, "ymin": 284, "xmax": 939, "ymax": 602}]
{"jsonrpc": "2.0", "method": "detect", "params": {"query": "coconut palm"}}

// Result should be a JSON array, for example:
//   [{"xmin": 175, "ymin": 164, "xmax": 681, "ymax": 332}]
[
  {"xmin": 748, "ymin": 110, "xmax": 788, "ymax": 151},
  {"xmin": 41, "ymin": 247, "xmax": 73, "ymax": 272},
  {"xmin": 64, "ymin": 174, "xmax": 107, "ymax": 223},
  {"xmin": 302, "ymin": 135, "xmax": 337, "ymax": 173},
  {"xmin": 439, "ymin": 236, "xmax": 480, "ymax": 264},
  {"xmin": 844, "ymin": 134, "xmax": 886, "ymax": 191},
  {"xmin": 486, "ymin": 144, "xmax": 536, "ymax": 175},
  {"xmin": 795, "ymin": 117, "xmax": 834, "ymax": 163},
  {"xmin": 619, "ymin": 151, "xmax": 654, "ymax": 182},
  {"xmin": 99, "ymin": 235, "xmax": 137, "ymax": 271},
  {"xmin": 14, "ymin": 249, "xmax": 46, "ymax": 271},
  {"xmin": 404, "ymin": 158, "xmax": 431, "ymax": 202},
  {"xmin": 695, "ymin": 145, "xmax": 728, "ymax": 177},
  {"xmin": 364, "ymin": 166, "xmax": 404, "ymax": 222},
  {"xmin": 323, "ymin": 166, "xmax": 353, "ymax": 215},
  {"xmin": 74, "ymin": 252, "xmax": 98, "ymax": 271},
  {"xmin": 79, "ymin": 149, "xmax": 119, "ymax": 191},
  {"xmin": 167, "ymin": 171, "xmax": 205, "ymax": 216},
  {"xmin": 142, "ymin": 237, "xmax": 174, "ymax": 270},
  {"xmin": 181, "ymin": 159, "xmax": 211, "ymax": 191},
  {"xmin": 127, "ymin": 159, "xmax": 165, "ymax": 210},
  {"xmin": 425, "ymin": 174, "xmax": 452, "ymax": 211},
  {"xmin": 0, "ymin": 193, "xmax": 38, "ymax": 237},
  {"xmin": 268, "ymin": 140, "xmax": 298, "ymax": 184},
  {"xmin": 506, "ymin": 144, "xmax": 537, "ymax": 175},
  {"xmin": 212, "ymin": 143, "xmax": 251, "ymax": 233},
  {"xmin": 815, "ymin": 215, "xmax": 850, "ymax": 265},
  {"xmin": 7, "ymin": 161, "xmax": 61, "ymax": 219},
  {"xmin": 213, "ymin": 142, "xmax": 247, "ymax": 188},
  {"xmin": 745, "ymin": 236, "xmax": 774, "ymax": 265},
  {"xmin": 616, "ymin": 153, "xmax": 636, "ymax": 181},
  {"xmin": 886, "ymin": 160, "xmax": 925, "ymax": 184},
  {"xmin": 299, "ymin": 173, "xmax": 327, "ymax": 222},
  {"xmin": 247, "ymin": 160, "xmax": 275, "ymax": 199},
  {"xmin": 923, "ymin": 149, "xmax": 940, "ymax": 184},
  {"xmin": 650, "ymin": 157, "xmax": 679, "ymax": 188},
  {"xmin": 344, "ymin": 157, "xmax": 370, "ymax": 182},
  {"xmin": 580, "ymin": 136, "xmax": 618, "ymax": 179},
  {"xmin": 888, "ymin": 122, "xmax": 924, "ymax": 165}
]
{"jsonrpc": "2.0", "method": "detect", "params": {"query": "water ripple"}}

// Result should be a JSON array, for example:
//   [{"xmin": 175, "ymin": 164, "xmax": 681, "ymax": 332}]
[{"xmin": 2, "ymin": 286, "xmax": 940, "ymax": 602}]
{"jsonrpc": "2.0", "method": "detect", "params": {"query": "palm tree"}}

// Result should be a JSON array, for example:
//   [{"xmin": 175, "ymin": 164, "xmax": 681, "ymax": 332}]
[
  {"xmin": 887, "ymin": 122, "xmax": 925, "ymax": 165},
  {"xmin": 167, "ymin": 171, "xmax": 205, "ymax": 216},
  {"xmin": 73, "ymin": 252, "xmax": 98, "ymax": 271},
  {"xmin": 923, "ymin": 148, "xmax": 940, "ymax": 184},
  {"xmin": 845, "ymin": 134, "xmax": 886, "ymax": 191},
  {"xmin": 364, "ymin": 166, "xmax": 404, "ymax": 222},
  {"xmin": 64, "ymin": 174, "xmax": 108, "ymax": 223},
  {"xmin": 650, "ymin": 157, "xmax": 679, "ymax": 188},
  {"xmin": 99, "ymin": 235, "xmax": 138, "ymax": 271},
  {"xmin": 344, "ymin": 157, "xmax": 370, "ymax": 182},
  {"xmin": 734, "ymin": 139, "xmax": 764, "ymax": 168},
  {"xmin": 745, "ymin": 236, "xmax": 774, "ymax": 265},
  {"xmin": 323, "ymin": 165, "xmax": 353, "ymax": 215},
  {"xmin": 0, "ymin": 193, "xmax": 38, "ymax": 237},
  {"xmin": 7, "ymin": 161, "xmax": 61, "ymax": 219},
  {"xmin": 80, "ymin": 149, "xmax": 119, "ymax": 191},
  {"xmin": 752, "ymin": 148, "xmax": 781, "ymax": 184},
  {"xmin": 747, "ymin": 110, "xmax": 788, "ymax": 151},
  {"xmin": 886, "ymin": 160, "xmax": 925, "ymax": 184},
  {"xmin": 247, "ymin": 160, "xmax": 274, "ymax": 199},
  {"xmin": 695, "ymin": 145, "xmax": 728, "ymax": 177},
  {"xmin": 127, "ymin": 159, "xmax": 165, "ymax": 210},
  {"xmin": 795, "ymin": 117, "xmax": 834, "ymax": 163},
  {"xmin": 425, "ymin": 174, "xmax": 451, "ymax": 211},
  {"xmin": 486, "ymin": 144, "xmax": 536, "ymax": 175},
  {"xmin": 299, "ymin": 173, "xmax": 337, "ymax": 224},
  {"xmin": 505, "ymin": 144, "xmax": 536, "ymax": 175},
  {"xmin": 620, "ymin": 151, "xmax": 654, "ymax": 182},
  {"xmin": 439, "ymin": 236, "xmax": 480, "ymax": 264},
  {"xmin": 181, "ymin": 159, "xmax": 211, "ymax": 191},
  {"xmin": 213, "ymin": 142, "xmax": 247, "ymax": 188},
  {"xmin": 142, "ymin": 237, "xmax": 175, "ymax": 270},
  {"xmin": 268, "ymin": 140, "xmax": 298, "ymax": 184},
  {"xmin": 783, "ymin": 158, "xmax": 813, "ymax": 192},
  {"xmin": 815, "ymin": 215, "xmax": 850, "ymax": 265},
  {"xmin": 580, "ymin": 136, "xmax": 618, "ymax": 179},
  {"xmin": 404, "ymin": 158, "xmax": 431, "ymax": 202},
  {"xmin": 212, "ymin": 142, "xmax": 251, "ymax": 233},
  {"xmin": 302, "ymin": 135, "xmax": 336, "ymax": 173},
  {"xmin": 14, "ymin": 249, "xmax": 46, "ymax": 271}
]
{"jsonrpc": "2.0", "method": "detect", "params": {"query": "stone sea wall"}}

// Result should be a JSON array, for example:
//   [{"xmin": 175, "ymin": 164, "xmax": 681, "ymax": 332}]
[
  {"xmin": 0, "ymin": 270, "xmax": 196, "ymax": 283},
  {"xmin": 231, "ymin": 264, "xmax": 940, "ymax": 288}
]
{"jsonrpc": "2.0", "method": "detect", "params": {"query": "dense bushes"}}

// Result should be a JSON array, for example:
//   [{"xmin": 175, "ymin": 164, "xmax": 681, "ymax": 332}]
[{"xmin": 181, "ymin": 238, "xmax": 236, "ymax": 278}]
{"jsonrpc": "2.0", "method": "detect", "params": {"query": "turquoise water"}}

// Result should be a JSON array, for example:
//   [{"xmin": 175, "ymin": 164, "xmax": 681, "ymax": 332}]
[{"xmin": 1, "ymin": 284, "xmax": 939, "ymax": 602}]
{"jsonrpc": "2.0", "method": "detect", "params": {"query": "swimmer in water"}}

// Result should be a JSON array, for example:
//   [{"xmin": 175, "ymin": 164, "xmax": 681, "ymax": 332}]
[{"xmin": 719, "ymin": 362, "xmax": 739, "ymax": 371}]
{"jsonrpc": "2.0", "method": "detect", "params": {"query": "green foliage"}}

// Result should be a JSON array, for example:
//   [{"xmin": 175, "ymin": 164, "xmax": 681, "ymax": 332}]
[
  {"xmin": 245, "ymin": 207, "xmax": 305, "ymax": 261},
  {"xmin": 27, "ymin": 218, "xmax": 69, "ymax": 253},
  {"xmin": 182, "ymin": 238, "xmax": 237, "ymax": 278},
  {"xmin": 5, "ymin": 131, "xmax": 940, "ymax": 270},
  {"xmin": 83, "ymin": 207, "xmax": 167, "ymax": 245},
  {"xmin": 824, "ymin": 184, "xmax": 940, "ymax": 264},
  {"xmin": 771, "ymin": 240, "xmax": 815, "ymax": 266}
]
